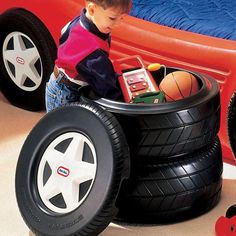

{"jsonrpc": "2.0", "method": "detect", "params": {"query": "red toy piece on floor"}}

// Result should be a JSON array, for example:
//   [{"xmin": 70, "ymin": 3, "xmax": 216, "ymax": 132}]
[
  {"xmin": 215, "ymin": 216, "xmax": 236, "ymax": 236},
  {"xmin": 215, "ymin": 205, "xmax": 236, "ymax": 236}
]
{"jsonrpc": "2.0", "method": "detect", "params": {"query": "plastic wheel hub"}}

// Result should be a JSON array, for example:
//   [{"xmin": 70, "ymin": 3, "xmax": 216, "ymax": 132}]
[
  {"xmin": 2, "ymin": 31, "xmax": 43, "ymax": 91},
  {"xmin": 37, "ymin": 132, "xmax": 97, "ymax": 214}
]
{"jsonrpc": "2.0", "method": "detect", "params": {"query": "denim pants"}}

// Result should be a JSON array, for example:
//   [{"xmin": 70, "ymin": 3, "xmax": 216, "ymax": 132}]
[{"xmin": 45, "ymin": 72, "xmax": 80, "ymax": 113}]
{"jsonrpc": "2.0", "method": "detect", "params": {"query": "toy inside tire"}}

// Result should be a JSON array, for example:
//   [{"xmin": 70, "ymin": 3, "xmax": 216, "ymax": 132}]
[
  {"xmin": 0, "ymin": 9, "xmax": 57, "ymax": 111},
  {"xmin": 115, "ymin": 137, "xmax": 223, "ymax": 223},
  {"xmin": 15, "ymin": 102, "xmax": 129, "ymax": 236},
  {"xmin": 80, "ymin": 71, "xmax": 220, "ymax": 160}
]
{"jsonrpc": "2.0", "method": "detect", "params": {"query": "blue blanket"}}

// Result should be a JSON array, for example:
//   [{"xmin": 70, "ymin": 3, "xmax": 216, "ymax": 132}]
[{"xmin": 130, "ymin": 0, "xmax": 236, "ymax": 40}]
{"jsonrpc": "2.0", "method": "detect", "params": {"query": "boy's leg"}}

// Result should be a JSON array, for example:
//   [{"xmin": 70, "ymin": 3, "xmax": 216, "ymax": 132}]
[{"xmin": 45, "ymin": 73, "xmax": 80, "ymax": 113}]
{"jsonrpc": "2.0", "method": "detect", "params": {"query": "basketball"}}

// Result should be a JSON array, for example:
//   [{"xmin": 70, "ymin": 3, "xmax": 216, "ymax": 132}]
[{"xmin": 159, "ymin": 71, "xmax": 200, "ymax": 101}]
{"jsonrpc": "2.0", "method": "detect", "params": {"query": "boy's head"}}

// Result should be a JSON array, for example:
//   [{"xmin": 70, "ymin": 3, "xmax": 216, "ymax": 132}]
[{"xmin": 85, "ymin": 0, "xmax": 132, "ymax": 34}]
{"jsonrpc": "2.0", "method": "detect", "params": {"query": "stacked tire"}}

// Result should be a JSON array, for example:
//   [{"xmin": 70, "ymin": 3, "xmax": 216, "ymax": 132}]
[
  {"xmin": 115, "ymin": 138, "xmax": 222, "ymax": 223},
  {"xmin": 81, "ymin": 69, "xmax": 223, "ymax": 223},
  {"xmin": 15, "ymin": 68, "xmax": 222, "ymax": 235}
]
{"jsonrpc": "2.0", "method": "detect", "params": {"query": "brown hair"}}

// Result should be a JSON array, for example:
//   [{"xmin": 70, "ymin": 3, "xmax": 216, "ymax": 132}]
[{"xmin": 86, "ymin": 0, "xmax": 132, "ymax": 13}]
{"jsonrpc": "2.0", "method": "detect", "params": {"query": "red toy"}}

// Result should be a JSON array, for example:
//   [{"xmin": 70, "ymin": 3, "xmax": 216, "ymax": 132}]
[
  {"xmin": 159, "ymin": 71, "xmax": 200, "ymax": 102},
  {"xmin": 215, "ymin": 205, "xmax": 236, "ymax": 236},
  {"xmin": 215, "ymin": 216, "xmax": 236, "ymax": 236},
  {"xmin": 113, "ymin": 56, "xmax": 160, "ymax": 103}
]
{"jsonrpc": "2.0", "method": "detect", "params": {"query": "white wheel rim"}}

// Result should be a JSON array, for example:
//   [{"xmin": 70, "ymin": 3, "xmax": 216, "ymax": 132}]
[
  {"xmin": 37, "ymin": 132, "xmax": 97, "ymax": 214},
  {"xmin": 2, "ymin": 32, "xmax": 43, "ymax": 91}
]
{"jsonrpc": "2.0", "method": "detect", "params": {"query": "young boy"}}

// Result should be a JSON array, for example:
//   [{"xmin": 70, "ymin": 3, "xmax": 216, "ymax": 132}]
[{"xmin": 45, "ymin": 0, "xmax": 132, "ymax": 112}]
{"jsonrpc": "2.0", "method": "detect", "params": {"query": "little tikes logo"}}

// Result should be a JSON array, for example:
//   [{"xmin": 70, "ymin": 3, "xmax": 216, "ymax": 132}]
[
  {"xmin": 57, "ymin": 166, "xmax": 70, "ymax": 177},
  {"xmin": 16, "ymin": 57, "xmax": 25, "ymax": 65}
]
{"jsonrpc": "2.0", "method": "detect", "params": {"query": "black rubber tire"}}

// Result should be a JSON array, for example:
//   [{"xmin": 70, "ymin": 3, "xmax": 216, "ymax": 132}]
[
  {"xmin": 15, "ymin": 102, "xmax": 129, "ymax": 236},
  {"xmin": 228, "ymin": 92, "xmax": 236, "ymax": 160},
  {"xmin": 0, "ymin": 9, "xmax": 57, "ymax": 111},
  {"xmin": 115, "ymin": 137, "xmax": 223, "ymax": 223},
  {"xmin": 80, "ymin": 72, "xmax": 220, "ymax": 159}
]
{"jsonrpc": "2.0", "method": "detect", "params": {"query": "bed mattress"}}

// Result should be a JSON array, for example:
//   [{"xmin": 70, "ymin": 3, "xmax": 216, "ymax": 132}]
[{"xmin": 130, "ymin": 0, "xmax": 236, "ymax": 40}]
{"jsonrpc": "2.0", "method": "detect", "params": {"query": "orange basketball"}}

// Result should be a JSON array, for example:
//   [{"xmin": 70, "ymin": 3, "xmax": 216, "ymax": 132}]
[{"xmin": 159, "ymin": 71, "xmax": 200, "ymax": 102}]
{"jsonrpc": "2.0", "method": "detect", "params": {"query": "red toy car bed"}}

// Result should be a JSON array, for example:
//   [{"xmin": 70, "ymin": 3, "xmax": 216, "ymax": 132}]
[{"xmin": 0, "ymin": 0, "xmax": 236, "ymax": 165}]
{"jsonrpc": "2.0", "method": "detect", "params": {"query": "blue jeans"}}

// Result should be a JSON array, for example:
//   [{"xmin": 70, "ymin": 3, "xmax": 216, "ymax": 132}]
[{"xmin": 45, "ymin": 73, "xmax": 80, "ymax": 113}]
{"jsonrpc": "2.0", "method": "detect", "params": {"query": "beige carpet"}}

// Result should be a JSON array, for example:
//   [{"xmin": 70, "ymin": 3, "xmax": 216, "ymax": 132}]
[{"xmin": 0, "ymin": 93, "xmax": 236, "ymax": 236}]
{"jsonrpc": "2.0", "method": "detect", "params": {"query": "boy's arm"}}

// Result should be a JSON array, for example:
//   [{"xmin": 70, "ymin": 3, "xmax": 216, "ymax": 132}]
[{"xmin": 76, "ymin": 49, "xmax": 122, "ymax": 100}]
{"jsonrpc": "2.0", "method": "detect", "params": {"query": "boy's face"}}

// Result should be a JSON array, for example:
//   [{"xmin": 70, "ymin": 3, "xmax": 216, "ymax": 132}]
[{"xmin": 87, "ymin": 3, "xmax": 126, "ymax": 34}]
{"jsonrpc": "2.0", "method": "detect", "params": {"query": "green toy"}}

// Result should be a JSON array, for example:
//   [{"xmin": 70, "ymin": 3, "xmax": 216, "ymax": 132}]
[{"xmin": 133, "ymin": 91, "xmax": 165, "ymax": 104}]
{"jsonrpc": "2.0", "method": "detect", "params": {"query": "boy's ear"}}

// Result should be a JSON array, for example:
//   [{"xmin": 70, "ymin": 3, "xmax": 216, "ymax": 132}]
[{"xmin": 86, "ymin": 2, "xmax": 96, "ymax": 16}]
